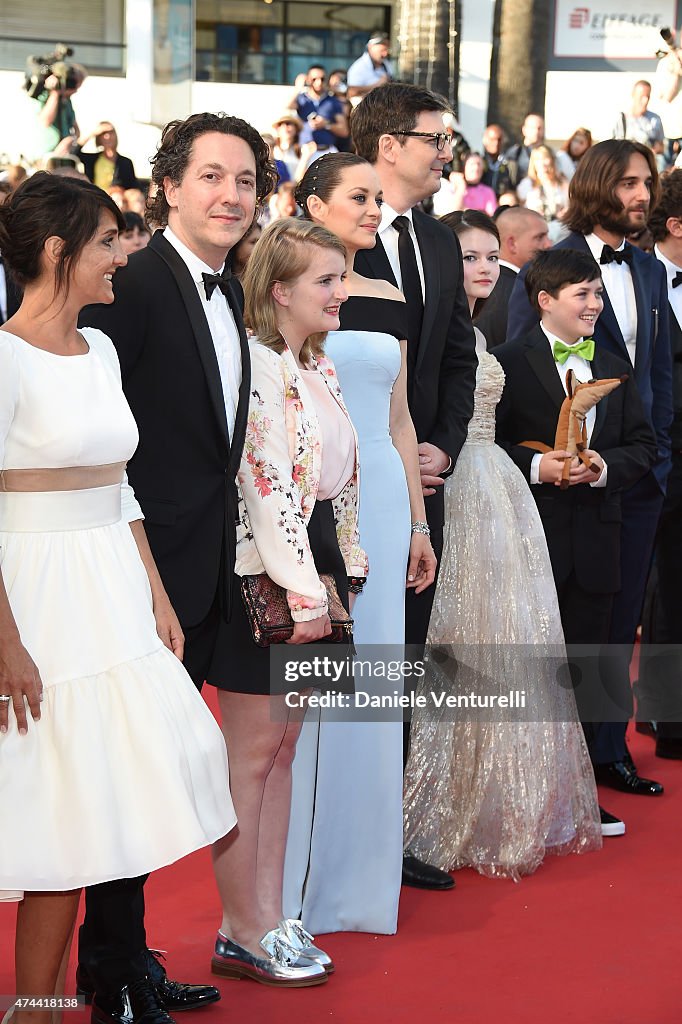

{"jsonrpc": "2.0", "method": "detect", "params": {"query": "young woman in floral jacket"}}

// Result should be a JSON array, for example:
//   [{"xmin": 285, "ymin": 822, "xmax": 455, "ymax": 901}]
[{"xmin": 207, "ymin": 218, "xmax": 367, "ymax": 988}]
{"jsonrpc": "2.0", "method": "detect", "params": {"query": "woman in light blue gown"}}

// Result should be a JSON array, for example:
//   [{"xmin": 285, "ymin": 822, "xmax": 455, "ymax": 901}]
[{"xmin": 283, "ymin": 153, "xmax": 436, "ymax": 934}]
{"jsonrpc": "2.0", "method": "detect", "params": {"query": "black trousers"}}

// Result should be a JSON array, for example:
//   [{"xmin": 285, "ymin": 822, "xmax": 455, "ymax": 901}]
[
  {"xmin": 78, "ymin": 876, "xmax": 149, "ymax": 992},
  {"xmin": 602, "ymin": 472, "xmax": 664, "ymax": 762},
  {"xmin": 637, "ymin": 455, "xmax": 682, "ymax": 737},
  {"xmin": 78, "ymin": 590, "xmax": 226, "ymax": 994},
  {"xmin": 403, "ymin": 522, "xmax": 444, "ymax": 766},
  {"xmin": 554, "ymin": 572, "xmax": 624, "ymax": 766}
]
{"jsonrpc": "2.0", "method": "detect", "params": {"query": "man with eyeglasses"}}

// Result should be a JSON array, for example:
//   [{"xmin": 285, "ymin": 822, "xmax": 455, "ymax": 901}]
[
  {"xmin": 351, "ymin": 82, "xmax": 477, "ymax": 892},
  {"xmin": 293, "ymin": 64, "xmax": 349, "ymax": 157}
]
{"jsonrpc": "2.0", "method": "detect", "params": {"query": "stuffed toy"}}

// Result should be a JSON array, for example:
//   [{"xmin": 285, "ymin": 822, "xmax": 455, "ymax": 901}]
[{"xmin": 520, "ymin": 370, "xmax": 627, "ymax": 489}]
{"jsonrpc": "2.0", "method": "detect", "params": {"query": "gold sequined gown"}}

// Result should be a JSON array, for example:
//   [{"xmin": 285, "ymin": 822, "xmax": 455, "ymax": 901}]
[{"xmin": 403, "ymin": 342, "xmax": 602, "ymax": 880}]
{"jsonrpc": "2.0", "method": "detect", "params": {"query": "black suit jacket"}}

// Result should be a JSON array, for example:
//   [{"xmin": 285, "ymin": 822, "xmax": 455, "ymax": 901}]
[
  {"xmin": 80, "ymin": 230, "xmax": 250, "ymax": 626},
  {"xmin": 78, "ymin": 150, "xmax": 138, "ymax": 190},
  {"xmin": 0, "ymin": 259, "xmax": 21, "ymax": 324},
  {"xmin": 354, "ymin": 209, "xmax": 477, "ymax": 528},
  {"xmin": 495, "ymin": 326, "xmax": 657, "ymax": 593},
  {"xmin": 474, "ymin": 264, "xmax": 517, "ymax": 349},
  {"xmin": 506, "ymin": 231, "xmax": 673, "ymax": 491}
]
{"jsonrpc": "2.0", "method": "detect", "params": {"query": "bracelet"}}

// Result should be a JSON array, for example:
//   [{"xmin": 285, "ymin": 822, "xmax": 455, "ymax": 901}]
[
  {"xmin": 348, "ymin": 576, "xmax": 366, "ymax": 594},
  {"xmin": 411, "ymin": 521, "xmax": 431, "ymax": 536}
]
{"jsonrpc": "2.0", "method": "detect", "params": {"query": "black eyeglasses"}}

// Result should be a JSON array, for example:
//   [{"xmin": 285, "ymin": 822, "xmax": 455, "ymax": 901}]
[{"xmin": 390, "ymin": 131, "xmax": 453, "ymax": 152}]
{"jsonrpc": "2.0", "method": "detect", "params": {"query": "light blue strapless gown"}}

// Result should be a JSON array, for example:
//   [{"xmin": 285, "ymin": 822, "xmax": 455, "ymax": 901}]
[{"xmin": 283, "ymin": 296, "xmax": 411, "ymax": 934}]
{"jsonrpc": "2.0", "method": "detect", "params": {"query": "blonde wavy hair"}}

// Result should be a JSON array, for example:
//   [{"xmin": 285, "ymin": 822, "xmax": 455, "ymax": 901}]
[{"xmin": 243, "ymin": 217, "xmax": 347, "ymax": 364}]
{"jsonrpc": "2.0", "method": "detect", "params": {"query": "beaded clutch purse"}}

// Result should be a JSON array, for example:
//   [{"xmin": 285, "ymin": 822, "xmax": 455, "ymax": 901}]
[{"xmin": 240, "ymin": 573, "xmax": 353, "ymax": 647}]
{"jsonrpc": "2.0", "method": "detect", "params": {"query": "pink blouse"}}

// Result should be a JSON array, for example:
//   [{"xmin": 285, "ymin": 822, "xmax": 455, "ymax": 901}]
[{"xmin": 300, "ymin": 368, "xmax": 356, "ymax": 500}]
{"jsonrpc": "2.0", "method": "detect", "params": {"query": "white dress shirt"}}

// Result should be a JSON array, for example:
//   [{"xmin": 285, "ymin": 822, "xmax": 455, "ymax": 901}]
[
  {"xmin": 654, "ymin": 244, "xmax": 682, "ymax": 330},
  {"xmin": 377, "ymin": 202, "xmax": 425, "ymax": 301},
  {"xmin": 530, "ymin": 322, "xmax": 607, "ymax": 487},
  {"xmin": 584, "ymin": 232, "xmax": 637, "ymax": 367},
  {"xmin": 163, "ymin": 226, "xmax": 242, "ymax": 441},
  {"xmin": 498, "ymin": 258, "xmax": 519, "ymax": 274}
]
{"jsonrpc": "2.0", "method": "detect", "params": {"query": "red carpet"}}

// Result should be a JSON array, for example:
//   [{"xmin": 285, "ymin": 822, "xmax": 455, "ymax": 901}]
[{"xmin": 2, "ymin": 725, "xmax": 680, "ymax": 1024}]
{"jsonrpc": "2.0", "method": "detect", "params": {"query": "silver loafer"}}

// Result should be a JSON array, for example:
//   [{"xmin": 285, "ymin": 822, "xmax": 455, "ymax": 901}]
[
  {"xmin": 279, "ymin": 919, "xmax": 335, "ymax": 973},
  {"xmin": 211, "ymin": 930, "xmax": 328, "ymax": 987}
]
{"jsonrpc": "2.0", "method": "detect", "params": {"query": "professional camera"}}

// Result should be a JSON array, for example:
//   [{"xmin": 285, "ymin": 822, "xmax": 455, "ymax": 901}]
[{"xmin": 24, "ymin": 44, "xmax": 77, "ymax": 99}]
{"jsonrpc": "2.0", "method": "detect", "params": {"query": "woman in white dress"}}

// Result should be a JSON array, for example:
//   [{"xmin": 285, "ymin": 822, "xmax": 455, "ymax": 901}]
[
  {"xmin": 0, "ymin": 173, "xmax": 235, "ymax": 1021},
  {"xmin": 403, "ymin": 210, "xmax": 601, "ymax": 880}
]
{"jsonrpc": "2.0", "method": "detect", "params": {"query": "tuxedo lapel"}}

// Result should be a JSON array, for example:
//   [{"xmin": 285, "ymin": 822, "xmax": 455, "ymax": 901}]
[
  {"xmin": 629, "ymin": 246, "xmax": 653, "ymax": 370},
  {"xmin": 226, "ymin": 278, "xmax": 250, "ymax": 475},
  {"xmin": 523, "ymin": 327, "xmax": 566, "ymax": 409},
  {"xmin": 589, "ymin": 346, "xmax": 617, "ymax": 444},
  {"xmin": 150, "ymin": 232, "xmax": 230, "ymax": 451},
  {"xmin": 412, "ymin": 211, "xmax": 440, "ymax": 374}
]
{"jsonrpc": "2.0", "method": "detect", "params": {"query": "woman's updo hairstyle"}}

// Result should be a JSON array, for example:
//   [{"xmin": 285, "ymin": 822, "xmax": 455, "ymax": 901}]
[
  {"xmin": 439, "ymin": 209, "xmax": 500, "ymax": 246},
  {"xmin": 0, "ymin": 171, "xmax": 125, "ymax": 294},
  {"xmin": 295, "ymin": 152, "xmax": 371, "ymax": 217}
]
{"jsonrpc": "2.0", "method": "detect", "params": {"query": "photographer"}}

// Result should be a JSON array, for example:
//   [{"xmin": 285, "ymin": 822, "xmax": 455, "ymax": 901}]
[
  {"xmin": 291, "ymin": 65, "xmax": 349, "ymax": 158},
  {"xmin": 30, "ymin": 59, "xmax": 87, "ymax": 155},
  {"xmin": 655, "ymin": 27, "xmax": 682, "ymax": 165}
]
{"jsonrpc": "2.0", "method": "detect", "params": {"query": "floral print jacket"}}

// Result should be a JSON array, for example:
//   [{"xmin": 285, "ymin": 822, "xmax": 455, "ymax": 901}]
[{"xmin": 236, "ymin": 339, "xmax": 368, "ymax": 622}]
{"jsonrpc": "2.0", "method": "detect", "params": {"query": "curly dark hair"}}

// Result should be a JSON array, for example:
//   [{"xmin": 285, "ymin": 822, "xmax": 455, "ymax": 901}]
[
  {"xmin": 0, "ymin": 171, "xmax": 124, "ymax": 294},
  {"xmin": 649, "ymin": 168, "xmax": 682, "ymax": 243},
  {"xmin": 563, "ymin": 139, "xmax": 660, "ymax": 235},
  {"xmin": 350, "ymin": 83, "xmax": 450, "ymax": 164},
  {"xmin": 295, "ymin": 152, "xmax": 369, "ymax": 215},
  {"xmin": 147, "ymin": 111, "xmax": 278, "ymax": 226}
]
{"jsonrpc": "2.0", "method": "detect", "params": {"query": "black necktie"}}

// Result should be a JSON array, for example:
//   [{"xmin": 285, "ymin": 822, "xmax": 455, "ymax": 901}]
[
  {"xmin": 392, "ymin": 216, "xmax": 423, "ymax": 346},
  {"xmin": 672, "ymin": 271, "xmax": 682, "ymax": 288},
  {"xmin": 600, "ymin": 244, "xmax": 633, "ymax": 267},
  {"xmin": 202, "ymin": 265, "xmax": 232, "ymax": 301}
]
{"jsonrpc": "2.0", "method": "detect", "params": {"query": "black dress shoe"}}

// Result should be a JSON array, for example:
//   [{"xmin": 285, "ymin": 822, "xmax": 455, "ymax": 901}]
[
  {"xmin": 635, "ymin": 720, "xmax": 657, "ymax": 739},
  {"xmin": 78, "ymin": 950, "xmax": 220, "ymax": 1013},
  {"xmin": 91, "ymin": 978, "xmax": 176, "ymax": 1024},
  {"xmin": 594, "ymin": 760, "xmax": 664, "ymax": 796},
  {"xmin": 656, "ymin": 736, "xmax": 682, "ymax": 760},
  {"xmin": 402, "ymin": 853, "xmax": 455, "ymax": 890},
  {"xmin": 144, "ymin": 949, "xmax": 220, "ymax": 1011}
]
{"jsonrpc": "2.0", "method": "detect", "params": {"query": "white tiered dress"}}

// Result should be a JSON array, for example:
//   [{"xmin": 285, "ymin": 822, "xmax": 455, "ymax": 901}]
[{"xmin": 0, "ymin": 327, "xmax": 236, "ymax": 897}]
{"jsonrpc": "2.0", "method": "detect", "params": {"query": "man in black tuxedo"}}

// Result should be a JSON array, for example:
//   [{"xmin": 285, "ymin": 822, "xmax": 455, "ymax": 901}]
[
  {"xmin": 506, "ymin": 140, "xmax": 672, "ymax": 798},
  {"xmin": 496, "ymin": 250, "xmax": 657, "ymax": 834},
  {"xmin": 0, "ymin": 254, "xmax": 21, "ymax": 324},
  {"xmin": 78, "ymin": 113, "xmax": 278, "ymax": 1024},
  {"xmin": 475, "ymin": 207, "xmax": 550, "ymax": 348},
  {"xmin": 351, "ymin": 83, "xmax": 477, "ymax": 889},
  {"xmin": 637, "ymin": 169, "xmax": 682, "ymax": 757}
]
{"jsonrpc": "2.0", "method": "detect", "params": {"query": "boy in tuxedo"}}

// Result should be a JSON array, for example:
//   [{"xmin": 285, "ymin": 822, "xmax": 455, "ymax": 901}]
[{"xmin": 495, "ymin": 249, "xmax": 658, "ymax": 834}]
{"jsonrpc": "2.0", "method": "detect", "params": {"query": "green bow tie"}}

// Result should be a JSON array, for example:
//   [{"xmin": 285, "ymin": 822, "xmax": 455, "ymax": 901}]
[{"xmin": 552, "ymin": 338, "xmax": 595, "ymax": 365}]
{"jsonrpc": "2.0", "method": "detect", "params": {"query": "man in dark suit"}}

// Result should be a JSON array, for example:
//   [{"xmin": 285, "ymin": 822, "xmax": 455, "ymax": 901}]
[
  {"xmin": 475, "ymin": 207, "xmax": 550, "ymax": 348},
  {"xmin": 637, "ymin": 169, "xmax": 682, "ymax": 757},
  {"xmin": 350, "ymin": 83, "xmax": 477, "ymax": 889},
  {"xmin": 496, "ymin": 249, "xmax": 658, "ymax": 835},
  {"xmin": 506, "ymin": 140, "xmax": 672, "ymax": 797},
  {"xmin": 78, "ymin": 113, "xmax": 278, "ymax": 1024},
  {"xmin": 0, "ymin": 254, "xmax": 21, "ymax": 323}
]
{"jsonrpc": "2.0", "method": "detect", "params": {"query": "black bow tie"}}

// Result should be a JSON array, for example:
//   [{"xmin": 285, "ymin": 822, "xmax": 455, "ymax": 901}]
[
  {"xmin": 600, "ymin": 244, "xmax": 633, "ymax": 267},
  {"xmin": 672, "ymin": 271, "xmax": 682, "ymax": 288},
  {"xmin": 202, "ymin": 266, "xmax": 232, "ymax": 300}
]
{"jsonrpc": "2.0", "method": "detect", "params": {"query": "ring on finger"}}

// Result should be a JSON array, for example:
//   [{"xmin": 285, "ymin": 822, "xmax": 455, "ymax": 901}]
[{"xmin": 0, "ymin": 695, "xmax": 11, "ymax": 703}]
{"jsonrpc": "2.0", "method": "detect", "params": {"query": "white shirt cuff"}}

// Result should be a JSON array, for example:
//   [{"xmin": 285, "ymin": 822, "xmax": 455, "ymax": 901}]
[
  {"xmin": 589, "ymin": 458, "xmax": 608, "ymax": 487},
  {"xmin": 530, "ymin": 453, "xmax": 542, "ymax": 485}
]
